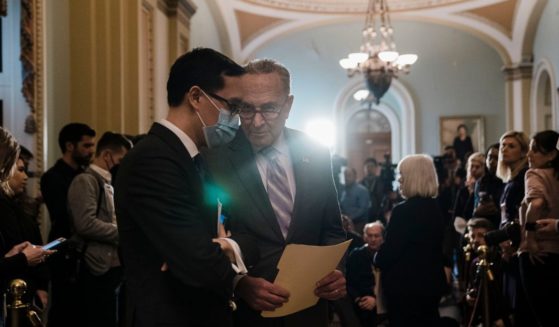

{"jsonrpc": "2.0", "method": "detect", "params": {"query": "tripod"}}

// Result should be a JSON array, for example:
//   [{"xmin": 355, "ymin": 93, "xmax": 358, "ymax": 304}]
[{"xmin": 467, "ymin": 245, "xmax": 494, "ymax": 327}]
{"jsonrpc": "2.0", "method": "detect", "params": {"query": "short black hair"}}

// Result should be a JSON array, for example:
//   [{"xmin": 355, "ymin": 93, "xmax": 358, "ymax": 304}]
[
  {"xmin": 58, "ymin": 123, "xmax": 96, "ymax": 153},
  {"xmin": 468, "ymin": 218, "xmax": 494, "ymax": 231},
  {"xmin": 18, "ymin": 146, "xmax": 33, "ymax": 162},
  {"xmin": 166, "ymin": 48, "xmax": 245, "ymax": 107},
  {"xmin": 95, "ymin": 132, "xmax": 132, "ymax": 157},
  {"xmin": 531, "ymin": 130, "xmax": 559, "ymax": 179},
  {"xmin": 364, "ymin": 158, "xmax": 378, "ymax": 166},
  {"xmin": 486, "ymin": 143, "xmax": 500, "ymax": 155}
]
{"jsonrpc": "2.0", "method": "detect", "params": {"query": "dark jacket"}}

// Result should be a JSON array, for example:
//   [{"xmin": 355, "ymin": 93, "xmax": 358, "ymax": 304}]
[
  {"xmin": 203, "ymin": 128, "xmax": 346, "ymax": 327},
  {"xmin": 374, "ymin": 197, "xmax": 446, "ymax": 299},
  {"xmin": 115, "ymin": 123, "xmax": 237, "ymax": 327},
  {"xmin": 0, "ymin": 193, "xmax": 49, "ymax": 298}
]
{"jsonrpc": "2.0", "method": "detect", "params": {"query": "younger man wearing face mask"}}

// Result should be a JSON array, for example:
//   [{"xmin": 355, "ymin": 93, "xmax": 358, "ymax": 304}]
[
  {"xmin": 67, "ymin": 131, "xmax": 131, "ymax": 327},
  {"xmin": 115, "ymin": 48, "xmax": 252, "ymax": 327}
]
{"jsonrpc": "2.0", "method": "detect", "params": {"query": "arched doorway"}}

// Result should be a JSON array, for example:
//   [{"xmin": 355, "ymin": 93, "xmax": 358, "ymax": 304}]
[
  {"xmin": 531, "ymin": 59, "xmax": 557, "ymax": 132},
  {"xmin": 345, "ymin": 109, "xmax": 391, "ymax": 180}
]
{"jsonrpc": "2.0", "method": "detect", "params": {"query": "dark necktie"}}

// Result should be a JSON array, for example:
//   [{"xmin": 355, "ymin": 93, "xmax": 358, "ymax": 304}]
[{"xmin": 261, "ymin": 147, "xmax": 293, "ymax": 238}]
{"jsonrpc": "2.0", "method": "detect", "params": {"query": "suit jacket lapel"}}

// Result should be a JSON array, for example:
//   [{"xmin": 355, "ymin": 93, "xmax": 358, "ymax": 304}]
[
  {"xmin": 285, "ymin": 129, "xmax": 312, "ymax": 243},
  {"xmin": 228, "ymin": 131, "xmax": 284, "ymax": 241},
  {"xmin": 149, "ymin": 123, "xmax": 203, "ymax": 201}
]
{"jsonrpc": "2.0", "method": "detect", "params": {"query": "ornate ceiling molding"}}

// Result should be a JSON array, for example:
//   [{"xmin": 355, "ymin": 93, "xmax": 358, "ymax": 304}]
[{"xmin": 241, "ymin": 0, "xmax": 469, "ymax": 13}]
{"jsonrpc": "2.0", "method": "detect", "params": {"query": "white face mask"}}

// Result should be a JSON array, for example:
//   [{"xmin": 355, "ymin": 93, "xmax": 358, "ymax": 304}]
[{"xmin": 198, "ymin": 90, "xmax": 240, "ymax": 148}]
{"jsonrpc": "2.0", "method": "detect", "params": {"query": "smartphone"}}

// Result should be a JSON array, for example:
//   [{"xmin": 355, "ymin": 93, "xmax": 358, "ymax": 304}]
[{"xmin": 42, "ymin": 237, "xmax": 67, "ymax": 250}]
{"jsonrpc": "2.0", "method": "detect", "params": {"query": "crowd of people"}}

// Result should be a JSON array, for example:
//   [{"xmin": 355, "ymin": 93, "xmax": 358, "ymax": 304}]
[
  {"xmin": 0, "ymin": 46, "xmax": 557, "ymax": 327},
  {"xmin": 339, "ymin": 128, "xmax": 559, "ymax": 327}
]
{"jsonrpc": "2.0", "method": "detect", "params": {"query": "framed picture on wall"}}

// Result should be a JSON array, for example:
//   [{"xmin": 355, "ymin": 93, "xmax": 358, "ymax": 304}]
[{"xmin": 440, "ymin": 115, "xmax": 485, "ymax": 157}]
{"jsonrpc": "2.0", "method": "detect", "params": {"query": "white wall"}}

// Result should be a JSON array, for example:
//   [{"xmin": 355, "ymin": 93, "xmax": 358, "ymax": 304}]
[
  {"xmin": 533, "ymin": 0, "xmax": 559, "ymax": 129},
  {"xmin": 190, "ymin": 0, "xmax": 224, "ymax": 52}
]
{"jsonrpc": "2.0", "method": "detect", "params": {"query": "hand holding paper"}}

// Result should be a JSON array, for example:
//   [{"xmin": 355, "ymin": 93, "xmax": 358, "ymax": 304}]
[
  {"xmin": 236, "ymin": 276, "xmax": 290, "ymax": 311},
  {"xmin": 261, "ymin": 240, "xmax": 351, "ymax": 317},
  {"xmin": 314, "ymin": 269, "xmax": 346, "ymax": 301}
]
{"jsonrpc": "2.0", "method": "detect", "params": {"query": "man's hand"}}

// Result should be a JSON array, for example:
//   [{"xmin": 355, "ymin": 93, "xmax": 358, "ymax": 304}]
[
  {"xmin": 536, "ymin": 218, "xmax": 558, "ymax": 235},
  {"xmin": 314, "ymin": 270, "xmax": 346, "ymax": 301},
  {"xmin": 235, "ymin": 276, "xmax": 289, "ymax": 311},
  {"xmin": 357, "ymin": 296, "xmax": 376, "ymax": 311},
  {"xmin": 212, "ymin": 238, "xmax": 236, "ymax": 263}
]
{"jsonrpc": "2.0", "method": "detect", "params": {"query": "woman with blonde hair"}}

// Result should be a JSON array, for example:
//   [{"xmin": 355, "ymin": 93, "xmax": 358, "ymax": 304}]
[
  {"xmin": 495, "ymin": 130, "xmax": 533, "ymax": 325},
  {"xmin": 374, "ymin": 154, "xmax": 446, "ymax": 327}
]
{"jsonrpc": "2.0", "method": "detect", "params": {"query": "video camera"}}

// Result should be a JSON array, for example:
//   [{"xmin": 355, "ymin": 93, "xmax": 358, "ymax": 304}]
[{"xmin": 483, "ymin": 221, "xmax": 521, "ymax": 247}]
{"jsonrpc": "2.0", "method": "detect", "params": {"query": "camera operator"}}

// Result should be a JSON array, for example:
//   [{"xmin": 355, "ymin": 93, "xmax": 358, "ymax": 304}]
[
  {"xmin": 484, "ymin": 131, "xmax": 534, "ymax": 326},
  {"xmin": 464, "ymin": 218, "xmax": 509, "ymax": 327}
]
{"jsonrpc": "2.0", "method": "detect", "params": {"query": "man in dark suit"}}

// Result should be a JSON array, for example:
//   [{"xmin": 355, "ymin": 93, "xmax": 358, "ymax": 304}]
[
  {"xmin": 204, "ymin": 59, "xmax": 347, "ymax": 326},
  {"xmin": 346, "ymin": 222, "xmax": 385, "ymax": 327},
  {"xmin": 115, "ymin": 48, "xmax": 247, "ymax": 327}
]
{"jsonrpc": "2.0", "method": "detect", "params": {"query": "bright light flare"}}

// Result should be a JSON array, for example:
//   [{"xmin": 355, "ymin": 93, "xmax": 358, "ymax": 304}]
[{"xmin": 305, "ymin": 120, "xmax": 336, "ymax": 148}]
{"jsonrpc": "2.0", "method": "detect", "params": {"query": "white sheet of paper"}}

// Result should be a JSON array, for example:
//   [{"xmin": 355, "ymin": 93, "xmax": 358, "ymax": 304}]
[{"xmin": 261, "ymin": 240, "xmax": 351, "ymax": 318}]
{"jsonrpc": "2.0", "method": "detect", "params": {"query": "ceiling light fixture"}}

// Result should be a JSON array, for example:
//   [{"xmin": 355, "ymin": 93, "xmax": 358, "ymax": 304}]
[{"xmin": 340, "ymin": 0, "xmax": 417, "ymax": 104}]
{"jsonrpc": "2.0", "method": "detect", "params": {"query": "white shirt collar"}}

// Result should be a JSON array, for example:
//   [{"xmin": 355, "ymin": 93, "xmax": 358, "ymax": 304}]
[
  {"xmin": 159, "ymin": 119, "xmax": 199, "ymax": 158},
  {"xmin": 90, "ymin": 164, "xmax": 112, "ymax": 184}
]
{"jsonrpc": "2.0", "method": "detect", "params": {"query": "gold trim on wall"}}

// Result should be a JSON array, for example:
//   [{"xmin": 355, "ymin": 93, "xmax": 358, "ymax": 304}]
[{"xmin": 33, "ymin": 0, "xmax": 45, "ymax": 176}]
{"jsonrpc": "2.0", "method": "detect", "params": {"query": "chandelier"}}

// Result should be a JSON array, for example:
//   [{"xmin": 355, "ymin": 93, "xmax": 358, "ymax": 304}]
[{"xmin": 339, "ymin": 0, "xmax": 417, "ymax": 104}]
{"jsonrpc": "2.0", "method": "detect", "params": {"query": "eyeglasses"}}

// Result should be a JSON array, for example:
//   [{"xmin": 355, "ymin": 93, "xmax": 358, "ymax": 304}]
[
  {"xmin": 202, "ymin": 89, "xmax": 239, "ymax": 112},
  {"xmin": 237, "ymin": 98, "xmax": 289, "ymax": 120}
]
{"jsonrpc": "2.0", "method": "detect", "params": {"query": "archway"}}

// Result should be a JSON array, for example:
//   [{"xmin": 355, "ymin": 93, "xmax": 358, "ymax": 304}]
[{"xmin": 531, "ymin": 59, "xmax": 557, "ymax": 132}]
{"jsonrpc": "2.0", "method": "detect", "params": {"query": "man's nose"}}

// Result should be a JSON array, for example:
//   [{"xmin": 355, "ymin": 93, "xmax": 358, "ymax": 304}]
[{"xmin": 252, "ymin": 112, "xmax": 266, "ymax": 128}]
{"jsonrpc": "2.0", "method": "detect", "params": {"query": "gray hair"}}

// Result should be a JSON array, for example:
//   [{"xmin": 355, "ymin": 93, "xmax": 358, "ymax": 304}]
[
  {"xmin": 398, "ymin": 154, "xmax": 439, "ymax": 199},
  {"xmin": 244, "ymin": 59, "xmax": 291, "ymax": 95},
  {"xmin": 363, "ymin": 221, "xmax": 385, "ymax": 235}
]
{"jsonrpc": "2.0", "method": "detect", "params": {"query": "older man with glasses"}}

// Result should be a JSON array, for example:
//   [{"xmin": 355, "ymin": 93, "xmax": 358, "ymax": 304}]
[{"xmin": 203, "ymin": 59, "xmax": 347, "ymax": 327}]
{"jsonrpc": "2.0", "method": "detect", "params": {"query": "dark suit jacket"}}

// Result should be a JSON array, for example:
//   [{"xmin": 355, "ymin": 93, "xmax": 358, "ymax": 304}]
[
  {"xmin": 374, "ymin": 197, "xmax": 446, "ymax": 301},
  {"xmin": 203, "ymin": 128, "xmax": 346, "ymax": 327},
  {"xmin": 115, "ymin": 123, "xmax": 236, "ymax": 327}
]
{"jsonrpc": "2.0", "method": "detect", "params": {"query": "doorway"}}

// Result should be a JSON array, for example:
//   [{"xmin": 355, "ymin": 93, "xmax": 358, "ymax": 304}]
[{"xmin": 345, "ymin": 109, "xmax": 391, "ymax": 180}]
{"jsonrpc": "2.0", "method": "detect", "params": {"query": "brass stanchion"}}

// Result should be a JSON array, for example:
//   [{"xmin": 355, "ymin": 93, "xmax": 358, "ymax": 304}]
[{"xmin": 5, "ymin": 279, "xmax": 43, "ymax": 327}]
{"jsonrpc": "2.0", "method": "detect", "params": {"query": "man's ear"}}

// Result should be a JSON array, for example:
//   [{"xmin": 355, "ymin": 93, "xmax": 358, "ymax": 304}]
[
  {"xmin": 186, "ymin": 86, "xmax": 203, "ymax": 111},
  {"xmin": 65, "ymin": 142, "xmax": 75, "ymax": 153},
  {"xmin": 283, "ymin": 95, "xmax": 294, "ymax": 118}
]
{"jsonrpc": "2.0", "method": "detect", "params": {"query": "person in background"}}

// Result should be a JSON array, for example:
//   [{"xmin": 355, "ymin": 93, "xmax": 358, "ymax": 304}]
[
  {"xmin": 518, "ymin": 130, "xmax": 559, "ymax": 327},
  {"xmin": 41, "ymin": 122, "xmax": 96, "ymax": 327},
  {"xmin": 374, "ymin": 154, "xmax": 446, "ymax": 327},
  {"xmin": 494, "ymin": 130, "xmax": 533, "ymax": 326},
  {"xmin": 68, "ymin": 132, "xmax": 131, "ymax": 327},
  {"xmin": 453, "ymin": 124, "xmax": 474, "ymax": 166},
  {"xmin": 473, "ymin": 143, "xmax": 504, "ymax": 228},
  {"xmin": 361, "ymin": 158, "xmax": 385, "ymax": 222},
  {"xmin": 0, "ymin": 155, "xmax": 51, "ymax": 311},
  {"xmin": 347, "ymin": 222, "xmax": 385, "ymax": 327},
  {"xmin": 341, "ymin": 168, "xmax": 371, "ymax": 233}
]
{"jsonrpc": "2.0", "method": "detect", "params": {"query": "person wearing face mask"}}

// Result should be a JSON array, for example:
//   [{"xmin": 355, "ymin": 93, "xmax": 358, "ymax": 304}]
[
  {"xmin": 67, "ymin": 131, "xmax": 131, "ymax": 327},
  {"xmin": 114, "ymin": 48, "xmax": 258, "ymax": 327},
  {"xmin": 198, "ymin": 89, "xmax": 240, "ymax": 148}
]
